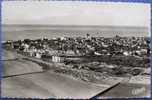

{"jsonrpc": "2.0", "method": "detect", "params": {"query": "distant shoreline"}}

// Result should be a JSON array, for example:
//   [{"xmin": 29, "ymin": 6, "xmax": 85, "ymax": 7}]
[
  {"xmin": 2, "ymin": 24, "xmax": 149, "ymax": 29},
  {"xmin": 2, "ymin": 24, "xmax": 150, "ymax": 41}
]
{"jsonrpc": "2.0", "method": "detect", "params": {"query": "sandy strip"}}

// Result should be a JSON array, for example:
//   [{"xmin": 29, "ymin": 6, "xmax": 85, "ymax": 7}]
[{"xmin": 1, "ymin": 70, "xmax": 114, "ymax": 99}]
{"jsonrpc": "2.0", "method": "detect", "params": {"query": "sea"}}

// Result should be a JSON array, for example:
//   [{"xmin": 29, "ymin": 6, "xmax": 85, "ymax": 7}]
[{"xmin": 2, "ymin": 25, "xmax": 150, "ymax": 41}]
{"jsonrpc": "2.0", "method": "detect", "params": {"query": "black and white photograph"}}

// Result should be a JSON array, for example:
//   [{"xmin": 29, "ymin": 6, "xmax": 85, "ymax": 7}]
[{"xmin": 1, "ymin": 1, "xmax": 151, "ymax": 99}]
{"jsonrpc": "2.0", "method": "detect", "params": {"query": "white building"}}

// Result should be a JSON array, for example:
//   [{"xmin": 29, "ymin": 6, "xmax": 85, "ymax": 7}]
[
  {"xmin": 123, "ymin": 51, "xmax": 129, "ymax": 56},
  {"xmin": 52, "ymin": 55, "xmax": 65, "ymax": 63},
  {"xmin": 35, "ymin": 53, "xmax": 42, "ymax": 59}
]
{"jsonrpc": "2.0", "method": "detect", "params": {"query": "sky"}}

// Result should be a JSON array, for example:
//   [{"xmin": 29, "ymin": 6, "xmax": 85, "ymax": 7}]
[{"xmin": 2, "ymin": 1, "xmax": 151, "ymax": 28}]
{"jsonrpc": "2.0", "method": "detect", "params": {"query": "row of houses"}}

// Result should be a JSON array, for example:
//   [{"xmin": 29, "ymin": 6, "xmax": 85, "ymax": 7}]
[{"xmin": 3, "ymin": 36, "xmax": 150, "ymax": 62}]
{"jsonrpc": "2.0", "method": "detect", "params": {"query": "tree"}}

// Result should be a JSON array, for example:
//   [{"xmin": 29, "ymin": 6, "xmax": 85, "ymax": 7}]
[
  {"xmin": 86, "ymin": 33, "xmax": 90, "ymax": 38},
  {"xmin": 24, "ymin": 39, "xmax": 31, "ymax": 44}
]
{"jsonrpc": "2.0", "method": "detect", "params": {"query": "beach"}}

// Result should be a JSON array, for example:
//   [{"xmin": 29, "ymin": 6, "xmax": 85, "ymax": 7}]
[{"xmin": 2, "ymin": 49, "xmax": 115, "ymax": 99}]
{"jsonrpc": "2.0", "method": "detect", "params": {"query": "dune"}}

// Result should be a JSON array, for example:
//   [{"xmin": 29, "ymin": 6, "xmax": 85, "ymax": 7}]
[
  {"xmin": 2, "ymin": 49, "xmax": 43, "ymax": 77},
  {"xmin": 2, "ymin": 50, "xmax": 113, "ymax": 99},
  {"xmin": 3, "ymin": 59, "xmax": 43, "ymax": 77},
  {"xmin": 2, "ymin": 71, "xmax": 111, "ymax": 99},
  {"xmin": 2, "ymin": 50, "xmax": 23, "ymax": 60}
]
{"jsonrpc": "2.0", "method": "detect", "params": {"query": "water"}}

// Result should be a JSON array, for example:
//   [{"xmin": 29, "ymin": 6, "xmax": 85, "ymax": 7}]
[{"xmin": 2, "ymin": 25, "xmax": 150, "ymax": 41}]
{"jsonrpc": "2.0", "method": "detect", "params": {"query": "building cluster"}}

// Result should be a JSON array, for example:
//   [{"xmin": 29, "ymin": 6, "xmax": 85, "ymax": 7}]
[{"xmin": 3, "ymin": 35, "xmax": 150, "ymax": 62}]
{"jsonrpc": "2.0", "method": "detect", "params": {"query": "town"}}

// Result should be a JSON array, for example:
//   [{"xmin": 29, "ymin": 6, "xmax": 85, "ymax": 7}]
[
  {"xmin": 2, "ymin": 1, "xmax": 151, "ymax": 98},
  {"xmin": 3, "ymin": 35, "xmax": 150, "ymax": 59},
  {"xmin": 3, "ymin": 35, "xmax": 150, "ymax": 79}
]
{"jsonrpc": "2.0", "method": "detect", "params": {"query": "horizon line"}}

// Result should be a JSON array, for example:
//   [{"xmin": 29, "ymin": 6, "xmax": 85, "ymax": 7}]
[{"xmin": 2, "ymin": 24, "xmax": 149, "ymax": 28}]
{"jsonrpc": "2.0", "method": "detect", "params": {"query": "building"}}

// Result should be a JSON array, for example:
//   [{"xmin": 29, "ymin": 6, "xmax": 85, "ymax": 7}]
[{"xmin": 52, "ymin": 55, "xmax": 65, "ymax": 63}]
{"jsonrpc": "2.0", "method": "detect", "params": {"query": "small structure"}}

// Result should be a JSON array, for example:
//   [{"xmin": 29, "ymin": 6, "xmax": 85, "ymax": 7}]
[
  {"xmin": 52, "ymin": 55, "xmax": 65, "ymax": 63},
  {"xmin": 123, "ymin": 51, "xmax": 129, "ymax": 56},
  {"xmin": 94, "ymin": 52, "xmax": 102, "ymax": 56},
  {"xmin": 35, "ymin": 52, "xmax": 42, "ymax": 58},
  {"xmin": 66, "ymin": 50, "xmax": 75, "ymax": 55}
]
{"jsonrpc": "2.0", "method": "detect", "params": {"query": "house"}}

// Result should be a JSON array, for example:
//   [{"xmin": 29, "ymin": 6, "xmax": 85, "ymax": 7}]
[
  {"xmin": 52, "ymin": 55, "xmax": 65, "ymax": 63},
  {"xmin": 35, "ymin": 52, "xmax": 42, "ymax": 59},
  {"xmin": 94, "ymin": 52, "xmax": 102, "ymax": 56},
  {"xmin": 66, "ymin": 50, "xmax": 75, "ymax": 55},
  {"xmin": 60, "ymin": 37, "xmax": 66, "ymax": 41},
  {"xmin": 123, "ymin": 51, "xmax": 129, "ymax": 56},
  {"xmin": 140, "ymin": 49, "xmax": 148, "ymax": 54}
]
